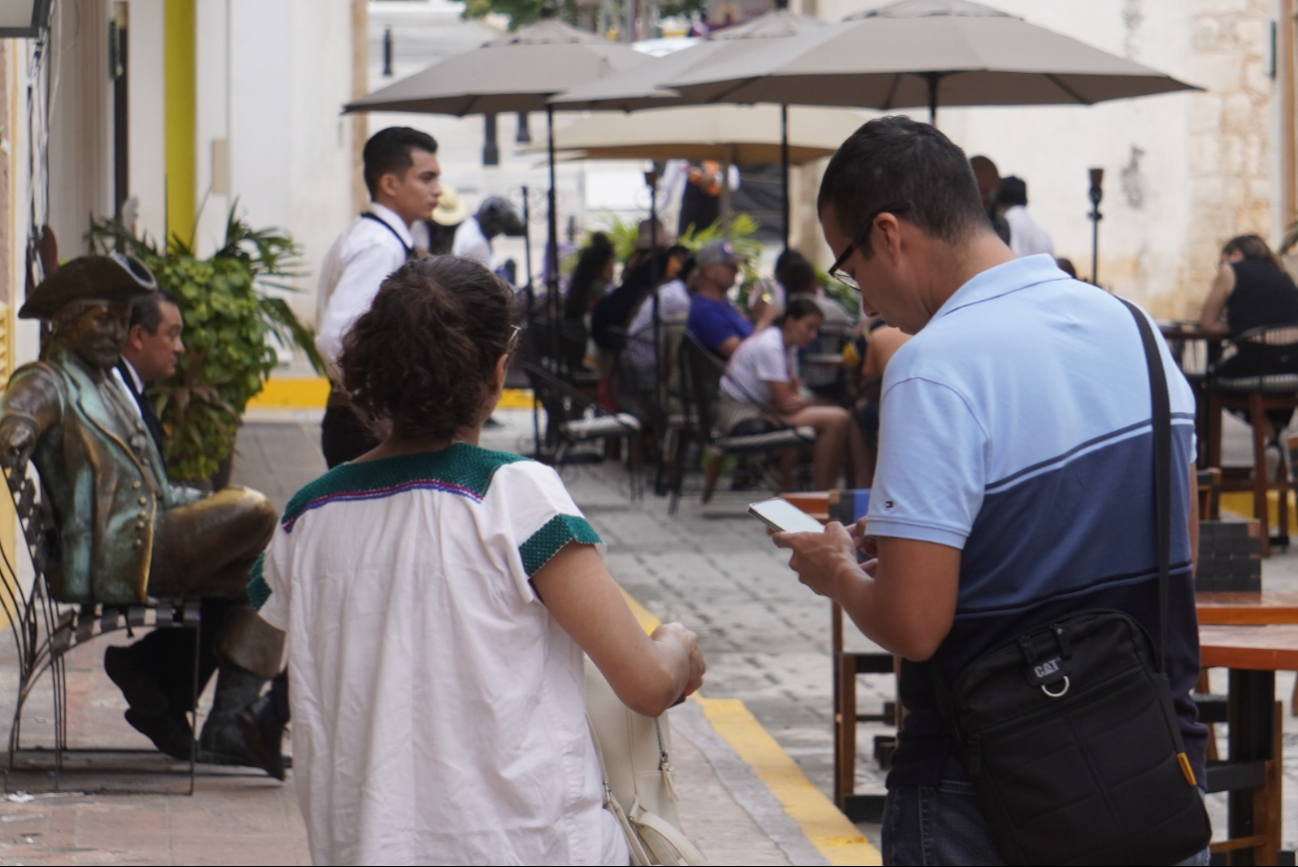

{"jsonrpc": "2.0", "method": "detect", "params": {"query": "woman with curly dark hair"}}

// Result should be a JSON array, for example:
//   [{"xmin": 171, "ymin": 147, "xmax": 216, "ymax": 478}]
[{"xmin": 253, "ymin": 256, "xmax": 704, "ymax": 865}]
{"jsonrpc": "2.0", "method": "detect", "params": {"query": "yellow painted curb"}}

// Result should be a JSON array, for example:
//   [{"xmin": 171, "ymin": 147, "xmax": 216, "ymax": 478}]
[
  {"xmin": 244, "ymin": 376, "xmax": 534, "ymax": 412},
  {"xmin": 619, "ymin": 589, "xmax": 882, "ymax": 866},
  {"xmin": 696, "ymin": 696, "xmax": 882, "ymax": 867},
  {"xmin": 1220, "ymin": 490, "xmax": 1298, "ymax": 534},
  {"xmin": 246, "ymin": 377, "xmax": 331, "ymax": 410},
  {"xmin": 498, "ymin": 388, "xmax": 535, "ymax": 410}
]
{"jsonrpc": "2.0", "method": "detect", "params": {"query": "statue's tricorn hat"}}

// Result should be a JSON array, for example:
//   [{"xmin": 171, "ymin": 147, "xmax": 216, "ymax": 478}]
[{"xmin": 18, "ymin": 254, "xmax": 157, "ymax": 320}]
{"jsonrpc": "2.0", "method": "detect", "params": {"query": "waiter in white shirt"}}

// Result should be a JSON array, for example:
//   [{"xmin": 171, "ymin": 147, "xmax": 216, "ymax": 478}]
[
  {"xmin": 452, "ymin": 196, "xmax": 524, "ymax": 272},
  {"xmin": 998, "ymin": 176, "xmax": 1055, "ymax": 259},
  {"xmin": 316, "ymin": 127, "xmax": 441, "ymax": 467}
]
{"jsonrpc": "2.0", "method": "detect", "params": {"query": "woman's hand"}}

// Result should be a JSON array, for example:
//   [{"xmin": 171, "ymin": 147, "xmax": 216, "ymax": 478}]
[{"xmin": 651, "ymin": 622, "xmax": 705, "ymax": 702}]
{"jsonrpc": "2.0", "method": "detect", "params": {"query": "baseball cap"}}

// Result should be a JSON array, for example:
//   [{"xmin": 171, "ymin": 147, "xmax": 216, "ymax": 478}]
[{"xmin": 695, "ymin": 240, "xmax": 746, "ymax": 269}]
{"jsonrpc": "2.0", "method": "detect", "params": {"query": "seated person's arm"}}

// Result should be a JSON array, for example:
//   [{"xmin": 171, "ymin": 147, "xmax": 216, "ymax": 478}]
[
  {"xmin": 768, "ymin": 379, "xmax": 805, "ymax": 416},
  {"xmin": 533, "ymin": 541, "xmax": 705, "ymax": 717},
  {"xmin": 753, "ymin": 302, "xmax": 780, "ymax": 332},
  {"xmin": 715, "ymin": 334, "xmax": 742, "ymax": 358},
  {"xmin": 1198, "ymin": 261, "xmax": 1234, "ymax": 336}
]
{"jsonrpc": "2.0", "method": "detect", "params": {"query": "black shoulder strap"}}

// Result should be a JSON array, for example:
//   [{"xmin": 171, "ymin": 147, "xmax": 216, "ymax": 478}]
[
  {"xmin": 1118, "ymin": 297, "xmax": 1172, "ymax": 675},
  {"xmin": 360, "ymin": 212, "xmax": 414, "ymax": 260}
]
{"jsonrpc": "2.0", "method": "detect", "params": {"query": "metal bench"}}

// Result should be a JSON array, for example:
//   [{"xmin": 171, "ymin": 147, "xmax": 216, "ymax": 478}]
[{"xmin": 0, "ymin": 460, "xmax": 200, "ymax": 793}]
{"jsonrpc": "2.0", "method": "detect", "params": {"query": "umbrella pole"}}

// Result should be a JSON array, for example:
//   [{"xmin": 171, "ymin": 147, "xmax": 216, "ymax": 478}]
[
  {"xmin": 781, "ymin": 104, "xmax": 790, "ymax": 251},
  {"xmin": 925, "ymin": 72, "xmax": 940, "ymax": 125},
  {"xmin": 522, "ymin": 186, "xmax": 534, "ymax": 324},
  {"xmin": 547, "ymin": 105, "xmax": 562, "ymax": 373},
  {"xmin": 720, "ymin": 143, "xmax": 733, "ymax": 239}
]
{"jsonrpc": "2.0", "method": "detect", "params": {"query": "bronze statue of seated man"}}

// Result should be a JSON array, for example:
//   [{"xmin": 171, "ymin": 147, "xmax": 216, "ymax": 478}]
[{"xmin": 0, "ymin": 254, "xmax": 282, "ymax": 770}]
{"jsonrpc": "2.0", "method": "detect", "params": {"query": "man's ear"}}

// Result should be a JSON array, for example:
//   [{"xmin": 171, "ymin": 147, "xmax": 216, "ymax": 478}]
[
  {"xmin": 125, "ymin": 325, "xmax": 145, "ymax": 352},
  {"xmin": 376, "ymin": 171, "xmax": 401, "ymax": 200}
]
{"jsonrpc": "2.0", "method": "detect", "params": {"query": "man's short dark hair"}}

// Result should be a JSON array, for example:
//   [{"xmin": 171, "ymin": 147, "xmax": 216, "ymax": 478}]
[
  {"xmin": 997, "ymin": 176, "xmax": 1027, "ymax": 207},
  {"xmin": 129, "ymin": 290, "xmax": 179, "ymax": 333},
  {"xmin": 783, "ymin": 258, "xmax": 818, "ymax": 296},
  {"xmin": 818, "ymin": 116, "xmax": 989, "ymax": 257},
  {"xmin": 363, "ymin": 127, "xmax": 439, "ymax": 199}
]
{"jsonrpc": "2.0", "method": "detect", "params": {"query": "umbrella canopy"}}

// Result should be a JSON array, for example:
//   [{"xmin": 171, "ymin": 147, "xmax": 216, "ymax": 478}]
[
  {"xmin": 534, "ymin": 104, "xmax": 867, "ymax": 164},
  {"xmin": 549, "ymin": 9, "xmax": 826, "ymax": 111},
  {"xmin": 550, "ymin": 9, "xmax": 829, "ymax": 248},
  {"xmin": 343, "ymin": 18, "xmax": 652, "ymax": 116},
  {"xmin": 664, "ymin": 0, "xmax": 1200, "ymax": 119}
]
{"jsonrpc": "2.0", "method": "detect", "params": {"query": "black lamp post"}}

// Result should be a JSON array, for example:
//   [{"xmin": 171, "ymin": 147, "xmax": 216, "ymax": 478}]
[{"xmin": 1088, "ymin": 167, "xmax": 1104, "ymax": 286}]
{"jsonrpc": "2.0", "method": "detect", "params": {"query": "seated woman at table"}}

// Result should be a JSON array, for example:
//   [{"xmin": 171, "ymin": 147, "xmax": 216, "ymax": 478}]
[
  {"xmin": 1199, "ymin": 234, "xmax": 1298, "ymax": 453},
  {"xmin": 717, "ymin": 297, "xmax": 869, "ymax": 489}
]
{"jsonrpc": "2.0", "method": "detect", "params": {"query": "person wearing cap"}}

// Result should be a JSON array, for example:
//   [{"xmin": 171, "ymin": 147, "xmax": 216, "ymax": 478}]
[
  {"xmin": 996, "ymin": 176, "xmax": 1054, "ymax": 258},
  {"xmin": 0, "ymin": 254, "xmax": 283, "ymax": 771},
  {"xmin": 453, "ymin": 196, "xmax": 525, "ymax": 271},
  {"xmin": 317, "ymin": 127, "xmax": 442, "ymax": 469},
  {"xmin": 686, "ymin": 240, "xmax": 775, "ymax": 359}
]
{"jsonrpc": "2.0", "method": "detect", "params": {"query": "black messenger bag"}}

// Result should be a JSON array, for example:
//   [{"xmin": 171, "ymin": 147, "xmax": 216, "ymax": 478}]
[{"xmin": 932, "ymin": 299, "xmax": 1211, "ymax": 866}]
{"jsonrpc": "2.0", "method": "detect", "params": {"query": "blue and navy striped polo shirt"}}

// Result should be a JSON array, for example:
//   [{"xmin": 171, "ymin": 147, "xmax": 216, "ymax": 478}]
[{"xmin": 870, "ymin": 255, "xmax": 1206, "ymax": 787}]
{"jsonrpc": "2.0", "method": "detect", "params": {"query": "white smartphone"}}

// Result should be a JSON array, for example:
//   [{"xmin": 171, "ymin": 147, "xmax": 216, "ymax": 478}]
[{"xmin": 748, "ymin": 498, "xmax": 826, "ymax": 534}]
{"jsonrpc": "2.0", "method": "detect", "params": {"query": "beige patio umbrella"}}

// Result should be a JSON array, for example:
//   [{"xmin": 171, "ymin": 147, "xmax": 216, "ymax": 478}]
[
  {"xmin": 664, "ymin": 0, "xmax": 1200, "ymax": 122},
  {"xmin": 540, "ymin": 104, "xmax": 866, "ymax": 165},
  {"xmin": 343, "ymin": 16, "xmax": 653, "ymax": 325}
]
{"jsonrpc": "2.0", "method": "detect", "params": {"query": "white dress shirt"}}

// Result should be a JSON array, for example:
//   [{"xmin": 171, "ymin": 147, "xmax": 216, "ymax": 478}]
[
  {"xmin": 315, "ymin": 202, "xmax": 413, "ymax": 374},
  {"xmin": 112, "ymin": 358, "xmax": 145, "ymax": 421},
  {"xmin": 451, "ymin": 216, "xmax": 492, "ymax": 269},
  {"xmin": 1003, "ymin": 205, "xmax": 1055, "ymax": 258}
]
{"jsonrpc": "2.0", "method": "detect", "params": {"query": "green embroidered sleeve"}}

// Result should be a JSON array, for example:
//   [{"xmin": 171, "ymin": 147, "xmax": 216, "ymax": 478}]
[
  {"xmin": 518, "ymin": 514, "xmax": 602, "ymax": 577},
  {"xmin": 247, "ymin": 552, "xmax": 271, "ymax": 610}
]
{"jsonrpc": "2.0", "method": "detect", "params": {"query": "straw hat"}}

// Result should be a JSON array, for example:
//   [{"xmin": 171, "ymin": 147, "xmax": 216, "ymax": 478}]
[{"xmin": 431, "ymin": 186, "xmax": 469, "ymax": 226}]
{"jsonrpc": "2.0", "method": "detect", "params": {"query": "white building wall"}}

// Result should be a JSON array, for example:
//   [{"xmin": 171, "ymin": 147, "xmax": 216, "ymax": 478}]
[
  {"xmin": 47, "ymin": 0, "xmax": 115, "ymax": 258},
  {"xmin": 194, "ymin": 0, "xmax": 231, "ymax": 253},
  {"xmin": 127, "ymin": 0, "xmax": 166, "ymax": 243},
  {"xmin": 224, "ymin": 0, "xmax": 355, "ymax": 322}
]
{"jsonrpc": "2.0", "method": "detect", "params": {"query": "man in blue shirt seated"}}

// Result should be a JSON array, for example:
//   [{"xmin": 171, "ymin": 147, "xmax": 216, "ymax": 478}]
[{"xmin": 686, "ymin": 241, "xmax": 774, "ymax": 358}]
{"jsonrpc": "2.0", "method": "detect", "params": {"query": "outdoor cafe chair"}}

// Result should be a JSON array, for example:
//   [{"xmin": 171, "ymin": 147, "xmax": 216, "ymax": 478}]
[
  {"xmin": 0, "ymin": 460, "xmax": 200, "ymax": 794},
  {"xmin": 1205, "ymin": 323, "xmax": 1298, "ymax": 555},
  {"xmin": 671, "ymin": 333, "xmax": 815, "ymax": 512},
  {"xmin": 520, "ymin": 358, "xmax": 643, "ymax": 493}
]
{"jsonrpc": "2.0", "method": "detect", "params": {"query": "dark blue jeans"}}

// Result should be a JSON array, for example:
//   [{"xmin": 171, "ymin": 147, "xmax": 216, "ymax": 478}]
[{"xmin": 882, "ymin": 758, "xmax": 1210, "ymax": 866}]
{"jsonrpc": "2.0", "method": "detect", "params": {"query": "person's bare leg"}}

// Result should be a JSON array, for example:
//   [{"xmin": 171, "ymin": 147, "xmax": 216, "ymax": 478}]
[{"xmin": 785, "ymin": 406, "xmax": 850, "ymax": 489}]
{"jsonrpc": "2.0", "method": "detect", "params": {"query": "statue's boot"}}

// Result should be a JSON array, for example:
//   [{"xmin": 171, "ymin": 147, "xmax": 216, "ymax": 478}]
[
  {"xmin": 196, "ymin": 664, "xmax": 265, "ymax": 768},
  {"xmin": 235, "ymin": 671, "xmax": 290, "ymax": 781}
]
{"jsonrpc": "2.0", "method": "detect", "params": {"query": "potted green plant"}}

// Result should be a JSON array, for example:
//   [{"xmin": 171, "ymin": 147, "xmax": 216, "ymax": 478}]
[{"xmin": 88, "ymin": 207, "xmax": 323, "ymax": 485}]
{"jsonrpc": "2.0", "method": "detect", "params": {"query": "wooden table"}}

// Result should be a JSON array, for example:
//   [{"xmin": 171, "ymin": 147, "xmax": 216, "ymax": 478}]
[
  {"xmin": 1198, "ymin": 624, "xmax": 1298, "ymax": 864},
  {"xmin": 1198, "ymin": 592, "xmax": 1298, "ymax": 626}
]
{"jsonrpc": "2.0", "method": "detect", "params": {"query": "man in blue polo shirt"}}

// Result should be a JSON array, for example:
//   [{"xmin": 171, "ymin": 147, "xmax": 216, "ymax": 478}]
[
  {"xmin": 772, "ymin": 117, "xmax": 1206, "ymax": 865},
  {"xmin": 687, "ymin": 241, "xmax": 775, "ymax": 358}
]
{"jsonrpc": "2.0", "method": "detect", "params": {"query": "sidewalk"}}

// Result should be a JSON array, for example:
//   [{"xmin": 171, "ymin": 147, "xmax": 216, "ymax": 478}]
[{"xmin": 0, "ymin": 408, "xmax": 878, "ymax": 866}]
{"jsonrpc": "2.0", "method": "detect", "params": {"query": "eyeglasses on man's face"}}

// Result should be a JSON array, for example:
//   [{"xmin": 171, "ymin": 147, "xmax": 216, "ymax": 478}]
[{"xmin": 828, "ymin": 204, "xmax": 910, "ymax": 290}]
